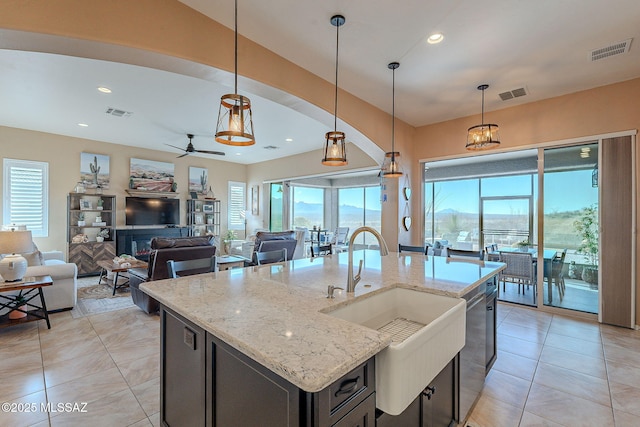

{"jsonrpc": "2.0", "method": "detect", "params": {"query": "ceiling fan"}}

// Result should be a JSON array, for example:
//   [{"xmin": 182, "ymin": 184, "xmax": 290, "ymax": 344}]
[{"xmin": 166, "ymin": 134, "xmax": 226, "ymax": 158}]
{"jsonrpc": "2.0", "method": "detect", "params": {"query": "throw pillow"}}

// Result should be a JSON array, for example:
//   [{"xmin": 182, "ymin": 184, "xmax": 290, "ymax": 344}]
[{"xmin": 22, "ymin": 250, "xmax": 43, "ymax": 266}]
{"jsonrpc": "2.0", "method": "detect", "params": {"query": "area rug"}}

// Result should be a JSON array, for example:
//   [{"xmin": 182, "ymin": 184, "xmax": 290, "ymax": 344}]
[{"xmin": 71, "ymin": 276, "xmax": 135, "ymax": 318}]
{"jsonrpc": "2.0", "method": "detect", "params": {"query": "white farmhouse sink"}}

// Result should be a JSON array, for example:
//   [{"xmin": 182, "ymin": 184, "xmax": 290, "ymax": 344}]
[{"xmin": 325, "ymin": 287, "xmax": 466, "ymax": 415}]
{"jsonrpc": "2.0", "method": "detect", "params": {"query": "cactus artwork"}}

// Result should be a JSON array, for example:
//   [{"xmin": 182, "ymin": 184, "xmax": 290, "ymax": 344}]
[
  {"xmin": 80, "ymin": 152, "xmax": 110, "ymax": 189},
  {"xmin": 89, "ymin": 156, "xmax": 100, "ymax": 184},
  {"xmin": 200, "ymin": 170, "xmax": 207, "ymax": 194}
]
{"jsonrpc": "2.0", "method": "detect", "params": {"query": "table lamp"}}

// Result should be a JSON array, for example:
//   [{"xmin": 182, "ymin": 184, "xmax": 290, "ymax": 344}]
[{"xmin": 0, "ymin": 229, "xmax": 33, "ymax": 282}]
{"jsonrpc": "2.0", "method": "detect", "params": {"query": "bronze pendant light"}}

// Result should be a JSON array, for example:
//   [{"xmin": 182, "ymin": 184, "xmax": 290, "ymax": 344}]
[
  {"xmin": 466, "ymin": 84, "xmax": 500, "ymax": 151},
  {"xmin": 382, "ymin": 61, "xmax": 402, "ymax": 178},
  {"xmin": 321, "ymin": 15, "xmax": 348, "ymax": 166},
  {"xmin": 215, "ymin": 0, "xmax": 256, "ymax": 146}
]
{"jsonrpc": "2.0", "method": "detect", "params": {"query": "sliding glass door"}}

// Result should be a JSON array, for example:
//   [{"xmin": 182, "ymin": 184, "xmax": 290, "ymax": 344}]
[{"xmin": 543, "ymin": 143, "xmax": 599, "ymax": 313}]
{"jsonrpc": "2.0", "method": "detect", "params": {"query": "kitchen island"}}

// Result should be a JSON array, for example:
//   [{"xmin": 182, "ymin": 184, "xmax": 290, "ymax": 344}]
[{"xmin": 142, "ymin": 250, "xmax": 504, "ymax": 426}]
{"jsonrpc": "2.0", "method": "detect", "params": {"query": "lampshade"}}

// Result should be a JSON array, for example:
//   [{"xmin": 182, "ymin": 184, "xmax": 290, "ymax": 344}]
[
  {"xmin": 215, "ymin": 0, "xmax": 256, "ymax": 146},
  {"xmin": 322, "ymin": 131, "xmax": 347, "ymax": 166},
  {"xmin": 466, "ymin": 84, "xmax": 500, "ymax": 151},
  {"xmin": 321, "ymin": 15, "xmax": 348, "ymax": 166},
  {"xmin": 0, "ymin": 230, "xmax": 32, "ymax": 254},
  {"xmin": 0, "ymin": 230, "xmax": 32, "ymax": 282},
  {"xmin": 382, "ymin": 62, "xmax": 402, "ymax": 178}
]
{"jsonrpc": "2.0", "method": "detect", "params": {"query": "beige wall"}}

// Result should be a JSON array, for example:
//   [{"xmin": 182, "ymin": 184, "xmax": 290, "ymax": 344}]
[{"xmin": 0, "ymin": 126, "xmax": 246, "ymax": 253}]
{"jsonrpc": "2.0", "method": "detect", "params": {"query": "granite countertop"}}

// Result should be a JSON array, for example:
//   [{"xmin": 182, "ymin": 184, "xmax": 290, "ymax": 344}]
[{"xmin": 141, "ymin": 250, "xmax": 504, "ymax": 393}]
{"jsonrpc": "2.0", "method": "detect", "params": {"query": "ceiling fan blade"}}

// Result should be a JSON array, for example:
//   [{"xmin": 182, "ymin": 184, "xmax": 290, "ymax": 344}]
[
  {"xmin": 177, "ymin": 152, "xmax": 189, "ymax": 158},
  {"xmin": 195, "ymin": 149, "xmax": 226, "ymax": 156},
  {"xmin": 165, "ymin": 143, "xmax": 186, "ymax": 152}
]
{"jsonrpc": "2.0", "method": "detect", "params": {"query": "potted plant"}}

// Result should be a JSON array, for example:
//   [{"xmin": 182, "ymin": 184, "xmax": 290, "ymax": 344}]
[
  {"xmin": 96, "ymin": 228, "xmax": 109, "ymax": 242},
  {"xmin": 517, "ymin": 239, "xmax": 531, "ymax": 252},
  {"xmin": 77, "ymin": 212, "xmax": 86, "ymax": 226},
  {"xmin": 9, "ymin": 290, "xmax": 28, "ymax": 319},
  {"xmin": 96, "ymin": 198, "xmax": 104, "ymax": 210},
  {"xmin": 223, "ymin": 230, "xmax": 236, "ymax": 254},
  {"xmin": 574, "ymin": 204, "xmax": 598, "ymax": 285}
]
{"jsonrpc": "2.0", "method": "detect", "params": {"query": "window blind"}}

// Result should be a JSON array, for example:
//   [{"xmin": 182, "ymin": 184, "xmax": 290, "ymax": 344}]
[
  {"xmin": 228, "ymin": 181, "xmax": 246, "ymax": 231},
  {"xmin": 3, "ymin": 159, "xmax": 49, "ymax": 237}
]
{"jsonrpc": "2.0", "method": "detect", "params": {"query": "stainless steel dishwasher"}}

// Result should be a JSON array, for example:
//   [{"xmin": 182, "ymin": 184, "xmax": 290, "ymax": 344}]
[{"xmin": 458, "ymin": 281, "xmax": 486, "ymax": 424}]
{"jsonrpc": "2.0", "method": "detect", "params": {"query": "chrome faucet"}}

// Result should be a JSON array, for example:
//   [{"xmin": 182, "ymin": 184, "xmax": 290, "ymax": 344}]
[{"xmin": 346, "ymin": 226, "xmax": 389, "ymax": 293}]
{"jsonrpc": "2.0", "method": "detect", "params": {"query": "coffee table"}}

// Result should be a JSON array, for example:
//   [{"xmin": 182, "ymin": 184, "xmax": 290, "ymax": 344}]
[
  {"xmin": 0, "ymin": 275, "xmax": 53, "ymax": 329},
  {"xmin": 98, "ymin": 259, "xmax": 149, "ymax": 295},
  {"xmin": 217, "ymin": 255, "xmax": 248, "ymax": 271}
]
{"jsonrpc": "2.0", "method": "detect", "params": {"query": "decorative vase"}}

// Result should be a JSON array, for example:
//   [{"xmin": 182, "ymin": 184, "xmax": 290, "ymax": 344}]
[
  {"xmin": 96, "ymin": 236, "xmax": 105, "ymax": 243},
  {"xmin": 9, "ymin": 305, "xmax": 27, "ymax": 319},
  {"xmin": 519, "ymin": 245, "xmax": 529, "ymax": 252},
  {"xmin": 78, "ymin": 220, "xmax": 86, "ymax": 226}
]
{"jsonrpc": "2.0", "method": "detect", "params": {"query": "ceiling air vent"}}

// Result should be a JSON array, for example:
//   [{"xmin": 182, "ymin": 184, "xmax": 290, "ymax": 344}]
[
  {"xmin": 590, "ymin": 38, "xmax": 632, "ymax": 62},
  {"xmin": 263, "ymin": 145, "xmax": 279, "ymax": 150},
  {"xmin": 105, "ymin": 107, "xmax": 133, "ymax": 118},
  {"xmin": 499, "ymin": 87, "xmax": 528, "ymax": 101}
]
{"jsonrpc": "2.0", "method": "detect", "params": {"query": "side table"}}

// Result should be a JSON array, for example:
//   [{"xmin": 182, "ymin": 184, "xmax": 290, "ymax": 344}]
[
  {"xmin": 0, "ymin": 275, "xmax": 53, "ymax": 329},
  {"xmin": 98, "ymin": 259, "xmax": 149, "ymax": 295},
  {"xmin": 217, "ymin": 255, "xmax": 248, "ymax": 271}
]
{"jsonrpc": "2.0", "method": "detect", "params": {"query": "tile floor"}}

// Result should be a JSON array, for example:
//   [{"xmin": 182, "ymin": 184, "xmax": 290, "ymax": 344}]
[
  {"xmin": 0, "ymin": 302, "xmax": 639, "ymax": 426},
  {"xmin": 467, "ymin": 304, "xmax": 640, "ymax": 427}
]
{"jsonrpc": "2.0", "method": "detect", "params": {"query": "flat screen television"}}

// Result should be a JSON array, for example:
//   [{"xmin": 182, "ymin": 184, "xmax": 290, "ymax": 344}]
[{"xmin": 125, "ymin": 197, "xmax": 180, "ymax": 226}]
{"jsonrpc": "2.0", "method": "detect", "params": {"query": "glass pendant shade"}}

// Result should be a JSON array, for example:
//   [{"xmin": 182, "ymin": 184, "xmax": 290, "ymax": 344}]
[
  {"xmin": 215, "ymin": 94, "xmax": 255, "ymax": 146},
  {"xmin": 322, "ymin": 131, "xmax": 347, "ymax": 166},
  {"xmin": 466, "ymin": 123, "xmax": 500, "ymax": 150},
  {"xmin": 382, "ymin": 151, "xmax": 402, "ymax": 178},
  {"xmin": 466, "ymin": 84, "xmax": 500, "ymax": 151},
  {"xmin": 215, "ymin": 0, "xmax": 256, "ymax": 147}
]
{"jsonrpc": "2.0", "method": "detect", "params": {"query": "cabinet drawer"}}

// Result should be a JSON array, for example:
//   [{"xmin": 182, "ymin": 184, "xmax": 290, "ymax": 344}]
[{"xmin": 328, "ymin": 358, "xmax": 375, "ymax": 416}]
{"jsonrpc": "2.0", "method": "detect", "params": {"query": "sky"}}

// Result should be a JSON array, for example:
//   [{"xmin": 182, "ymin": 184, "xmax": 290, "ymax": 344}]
[{"xmin": 427, "ymin": 170, "xmax": 598, "ymax": 214}]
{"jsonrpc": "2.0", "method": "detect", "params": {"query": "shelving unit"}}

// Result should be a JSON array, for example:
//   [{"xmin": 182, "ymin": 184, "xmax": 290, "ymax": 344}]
[
  {"xmin": 67, "ymin": 192, "xmax": 116, "ymax": 276},
  {"xmin": 187, "ymin": 199, "xmax": 220, "ymax": 237}
]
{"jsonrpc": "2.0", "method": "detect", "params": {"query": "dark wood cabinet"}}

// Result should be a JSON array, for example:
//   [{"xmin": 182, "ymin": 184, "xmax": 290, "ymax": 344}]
[
  {"xmin": 161, "ymin": 308, "xmax": 206, "ymax": 427},
  {"xmin": 422, "ymin": 359, "xmax": 455, "ymax": 427},
  {"xmin": 161, "ymin": 306, "xmax": 376, "ymax": 427},
  {"xmin": 375, "ymin": 359, "xmax": 455, "ymax": 427}
]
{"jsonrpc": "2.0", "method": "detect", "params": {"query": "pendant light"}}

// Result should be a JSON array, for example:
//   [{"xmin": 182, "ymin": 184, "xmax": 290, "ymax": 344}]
[
  {"xmin": 321, "ymin": 15, "xmax": 348, "ymax": 166},
  {"xmin": 215, "ymin": 0, "xmax": 255, "ymax": 146},
  {"xmin": 466, "ymin": 84, "xmax": 500, "ymax": 151},
  {"xmin": 382, "ymin": 62, "xmax": 402, "ymax": 178}
]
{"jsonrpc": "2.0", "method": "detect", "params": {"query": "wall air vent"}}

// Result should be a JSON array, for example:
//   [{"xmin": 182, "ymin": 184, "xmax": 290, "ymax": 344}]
[
  {"xmin": 499, "ymin": 87, "xmax": 528, "ymax": 101},
  {"xmin": 590, "ymin": 38, "xmax": 632, "ymax": 62},
  {"xmin": 263, "ymin": 145, "xmax": 279, "ymax": 150},
  {"xmin": 105, "ymin": 107, "xmax": 133, "ymax": 118}
]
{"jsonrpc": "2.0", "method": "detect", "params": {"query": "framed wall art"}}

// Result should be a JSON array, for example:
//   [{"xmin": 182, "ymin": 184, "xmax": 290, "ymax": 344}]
[
  {"xmin": 189, "ymin": 166, "xmax": 208, "ymax": 195},
  {"xmin": 251, "ymin": 185, "xmax": 259, "ymax": 215},
  {"xmin": 129, "ymin": 158, "xmax": 175, "ymax": 192},
  {"xmin": 80, "ymin": 152, "xmax": 110, "ymax": 189}
]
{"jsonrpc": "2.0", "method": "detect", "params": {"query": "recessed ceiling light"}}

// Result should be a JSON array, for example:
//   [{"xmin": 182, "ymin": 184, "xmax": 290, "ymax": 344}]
[
  {"xmin": 427, "ymin": 33, "xmax": 444, "ymax": 44},
  {"xmin": 97, "ymin": 86, "xmax": 112, "ymax": 93},
  {"xmin": 78, "ymin": 123, "xmax": 89, "ymax": 127},
  {"xmin": 285, "ymin": 138, "xmax": 293, "ymax": 142},
  {"xmin": 235, "ymin": 153, "xmax": 242, "ymax": 156}
]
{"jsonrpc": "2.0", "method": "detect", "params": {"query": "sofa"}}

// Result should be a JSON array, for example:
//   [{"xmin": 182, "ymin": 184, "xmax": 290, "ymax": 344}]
[
  {"xmin": 129, "ymin": 236, "xmax": 216, "ymax": 314},
  {"xmin": 0, "ymin": 250, "xmax": 77, "ymax": 314}
]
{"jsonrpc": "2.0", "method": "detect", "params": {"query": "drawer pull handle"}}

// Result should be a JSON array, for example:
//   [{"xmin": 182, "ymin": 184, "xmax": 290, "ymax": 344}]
[{"xmin": 335, "ymin": 376, "xmax": 360, "ymax": 396}]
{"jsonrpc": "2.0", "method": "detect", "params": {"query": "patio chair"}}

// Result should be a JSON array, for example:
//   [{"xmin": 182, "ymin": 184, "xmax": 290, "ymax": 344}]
[{"xmin": 499, "ymin": 252, "xmax": 535, "ymax": 295}]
